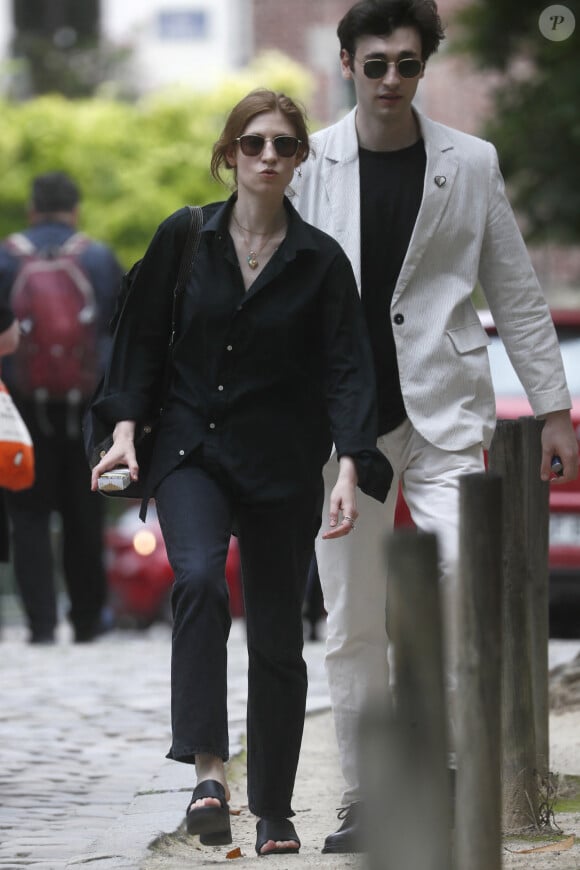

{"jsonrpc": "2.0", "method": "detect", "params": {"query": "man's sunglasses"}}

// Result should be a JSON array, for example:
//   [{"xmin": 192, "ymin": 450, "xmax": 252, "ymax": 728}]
[
  {"xmin": 234, "ymin": 134, "xmax": 302, "ymax": 158},
  {"xmin": 353, "ymin": 56, "xmax": 424, "ymax": 79}
]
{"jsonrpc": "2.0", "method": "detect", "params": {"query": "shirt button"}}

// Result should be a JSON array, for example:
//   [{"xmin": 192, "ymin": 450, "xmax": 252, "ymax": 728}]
[
  {"xmin": 393, "ymin": 313, "xmax": 404, "ymax": 325},
  {"xmin": 217, "ymin": 385, "xmax": 224, "ymax": 391},
  {"xmin": 209, "ymin": 422, "xmax": 216, "ymax": 430},
  {"xmin": 179, "ymin": 449, "xmax": 185, "ymax": 456},
  {"xmin": 226, "ymin": 345, "xmax": 233, "ymax": 351}
]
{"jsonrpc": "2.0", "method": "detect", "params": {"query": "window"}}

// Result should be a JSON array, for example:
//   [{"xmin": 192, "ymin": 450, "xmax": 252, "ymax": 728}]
[{"xmin": 157, "ymin": 10, "xmax": 208, "ymax": 41}]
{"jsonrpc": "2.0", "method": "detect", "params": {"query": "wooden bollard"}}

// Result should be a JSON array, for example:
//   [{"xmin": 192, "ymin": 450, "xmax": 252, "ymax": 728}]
[
  {"xmin": 519, "ymin": 416, "xmax": 550, "ymax": 778},
  {"xmin": 488, "ymin": 419, "xmax": 539, "ymax": 831},
  {"xmin": 359, "ymin": 530, "xmax": 451, "ymax": 870},
  {"xmin": 455, "ymin": 472, "xmax": 503, "ymax": 870}
]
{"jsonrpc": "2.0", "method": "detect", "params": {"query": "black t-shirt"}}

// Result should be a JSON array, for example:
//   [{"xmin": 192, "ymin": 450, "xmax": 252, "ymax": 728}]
[{"xmin": 359, "ymin": 139, "xmax": 426, "ymax": 435}]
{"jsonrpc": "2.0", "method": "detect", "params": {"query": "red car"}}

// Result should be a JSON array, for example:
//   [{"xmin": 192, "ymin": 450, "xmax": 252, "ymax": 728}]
[
  {"xmin": 395, "ymin": 309, "xmax": 580, "ymax": 635},
  {"xmin": 104, "ymin": 503, "xmax": 244, "ymax": 628}
]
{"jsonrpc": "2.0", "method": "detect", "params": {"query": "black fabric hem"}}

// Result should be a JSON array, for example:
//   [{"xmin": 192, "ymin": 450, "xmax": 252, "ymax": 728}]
[
  {"xmin": 166, "ymin": 744, "xmax": 230, "ymax": 764},
  {"xmin": 350, "ymin": 448, "xmax": 394, "ymax": 503},
  {"xmin": 249, "ymin": 804, "xmax": 296, "ymax": 820}
]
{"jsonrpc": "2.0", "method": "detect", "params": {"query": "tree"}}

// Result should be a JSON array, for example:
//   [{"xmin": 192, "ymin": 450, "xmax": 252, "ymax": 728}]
[
  {"xmin": 453, "ymin": 0, "xmax": 580, "ymax": 244},
  {"xmin": 10, "ymin": 0, "xmax": 132, "ymax": 99},
  {"xmin": 0, "ymin": 52, "xmax": 313, "ymax": 268}
]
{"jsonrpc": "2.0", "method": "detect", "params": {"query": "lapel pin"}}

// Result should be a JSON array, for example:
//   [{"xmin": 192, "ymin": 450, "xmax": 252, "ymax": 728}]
[{"xmin": 434, "ymin": 175, "xmax": 446, "ymax": 188}]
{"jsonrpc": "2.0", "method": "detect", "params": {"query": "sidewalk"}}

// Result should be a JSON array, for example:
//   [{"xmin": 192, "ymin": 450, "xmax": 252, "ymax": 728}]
[
  {"xmin": 1, "ymin": 615, "xmax": 349, "ymax": 870},
  {"xmin": 3, "ymin": 606, "xmax": 580, "ymax": 869}
]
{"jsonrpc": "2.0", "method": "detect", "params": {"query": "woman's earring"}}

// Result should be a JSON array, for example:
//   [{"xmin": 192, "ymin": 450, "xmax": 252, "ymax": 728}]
[{"xmin": 296, "ymin": 166, "xmax": 303, "ymax": 177}]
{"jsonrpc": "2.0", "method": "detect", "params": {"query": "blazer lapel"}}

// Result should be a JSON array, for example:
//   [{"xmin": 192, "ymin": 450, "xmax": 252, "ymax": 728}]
[
  {"xmin": 393, "ymin": 110, "xmax": 459, "ymax": 303},
  {"xmin": 319, "ymin": 110, "xmax": 363, "ymax": 290}
]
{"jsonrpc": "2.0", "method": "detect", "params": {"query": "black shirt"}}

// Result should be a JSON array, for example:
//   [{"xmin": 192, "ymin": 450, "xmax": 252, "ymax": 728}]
[
  {"xmin": 359, "ymin": 139, "xmax": 426, "ymax": 435},
  {"xmin": 95, "ymin": 196, "xmax": 393, "ymax": 507}
]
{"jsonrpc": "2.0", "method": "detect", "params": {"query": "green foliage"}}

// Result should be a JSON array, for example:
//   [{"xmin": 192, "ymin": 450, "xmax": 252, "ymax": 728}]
[
  {"xmin": 452, "ymin": 0, "xmax": 580, "ymax": 243},
  {"xmin": 0, "ymin": 52, "xmax": 313, "ymax": 268}
]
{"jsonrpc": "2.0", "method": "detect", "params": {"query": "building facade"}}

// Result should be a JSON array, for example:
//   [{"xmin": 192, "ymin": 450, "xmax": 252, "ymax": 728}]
[
  {"xmin": 101, "ymin": 0, "xmax": 252, "ymax": 93},
  {"xmin": 0, "ymin": 0, "xmax": 576, "ymax": 297}
]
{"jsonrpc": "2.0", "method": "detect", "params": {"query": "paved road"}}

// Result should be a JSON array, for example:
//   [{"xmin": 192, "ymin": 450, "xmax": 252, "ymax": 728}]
[
  {"xmin": 1, "ymin": 615, "xmax": 330, "ymax": 869},
  {"xmin": 2, "ymin": 601, "xmax": 580, "ymax": 870}
]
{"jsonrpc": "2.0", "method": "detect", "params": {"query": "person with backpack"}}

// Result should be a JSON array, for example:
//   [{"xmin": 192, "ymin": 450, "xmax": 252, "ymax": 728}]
[{"xmin": 0, "ymin": 172, "xmax": 123, "ymax": 644}]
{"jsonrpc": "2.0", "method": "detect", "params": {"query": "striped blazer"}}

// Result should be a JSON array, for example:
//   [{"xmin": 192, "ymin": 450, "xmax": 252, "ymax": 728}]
[{"xmin": 291, "ymin": 106, "xmax": 570, "ymax": 451}]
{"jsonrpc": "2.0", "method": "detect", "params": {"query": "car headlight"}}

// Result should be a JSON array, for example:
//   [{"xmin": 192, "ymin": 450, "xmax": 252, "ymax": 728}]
[{"xmin": 133, "ymin": 529, "xmax": 157, "ymax": 556}]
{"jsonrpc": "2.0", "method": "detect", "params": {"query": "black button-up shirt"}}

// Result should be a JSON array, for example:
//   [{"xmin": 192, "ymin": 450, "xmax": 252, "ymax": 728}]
[{"xmin": 94, "ymin": 196, "xmax": 392, "ymax": 508}]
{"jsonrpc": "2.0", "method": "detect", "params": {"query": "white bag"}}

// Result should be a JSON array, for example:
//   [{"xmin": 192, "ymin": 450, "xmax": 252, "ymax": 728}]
[{"xmin": 0, "ymin": 378, "xmax": 35, "ymax": 490}]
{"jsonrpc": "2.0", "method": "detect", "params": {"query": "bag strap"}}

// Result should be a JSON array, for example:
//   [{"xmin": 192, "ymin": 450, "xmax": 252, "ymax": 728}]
[
  {"xmin": 160, "ymin": 205, "xmax": 204, "ymax": 403},
  {"xmin": 60, "ymin": 232, "xmax": 91, "ymax": 256},
  {"xmin": 169, "ymin": 205, "xmax": 204, "ymax": 351},
  {"xmin": 6, "ymin": 231, "xmax": 90, "ymax": 260},
  {"xmin": 5, "ymin": 233, "xmax": 36, "ymax": 256}
]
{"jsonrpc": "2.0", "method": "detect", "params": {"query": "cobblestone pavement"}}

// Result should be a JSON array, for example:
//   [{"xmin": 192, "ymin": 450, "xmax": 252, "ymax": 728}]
[
  {"xmin": 3, "ymin": 604, "xmax": 580, "ymax": 870},
  {"xmin": 1, "ymin": 617, "xmax": 330, "ymax": 869}
]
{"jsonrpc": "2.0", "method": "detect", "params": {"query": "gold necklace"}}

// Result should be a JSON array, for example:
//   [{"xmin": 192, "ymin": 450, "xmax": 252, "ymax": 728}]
[{"xmin": 232, "ymin": 211, "xmax": 285, "ymax": 270}]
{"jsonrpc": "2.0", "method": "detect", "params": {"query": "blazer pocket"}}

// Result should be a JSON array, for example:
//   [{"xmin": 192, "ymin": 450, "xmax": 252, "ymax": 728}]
[{"xmin": 446, "ymin": 323, "xmax": 491, "ymax": 354}]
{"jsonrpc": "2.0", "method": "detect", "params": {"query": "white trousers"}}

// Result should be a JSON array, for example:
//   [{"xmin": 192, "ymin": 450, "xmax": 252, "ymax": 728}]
[{"xmin": 315, "ymin": 417, "xmax": 485, "ymax": 805}]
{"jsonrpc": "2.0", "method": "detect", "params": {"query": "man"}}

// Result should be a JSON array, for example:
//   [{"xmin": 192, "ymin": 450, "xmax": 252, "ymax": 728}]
[
  {"xmin": 0, "ymin": 172, "xmax": 122, "ymax": 644},
  {"xmin": 291, "ymin": 0, "xmax": 579, "ymax": 854}
]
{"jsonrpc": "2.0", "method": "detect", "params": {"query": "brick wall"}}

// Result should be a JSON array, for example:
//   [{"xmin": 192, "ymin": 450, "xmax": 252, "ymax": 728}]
[
  {"xmin": 252, "ymin": 0, "xmax": 352, "ymax": 122},
  {"xmin": 252, "ymin": 0, "xmax": 347, "ymax": 63}
]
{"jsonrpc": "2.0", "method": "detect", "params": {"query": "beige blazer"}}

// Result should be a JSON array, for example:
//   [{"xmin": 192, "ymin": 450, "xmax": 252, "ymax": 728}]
[{"xmin": 291, "ymin": 107, "xmax": 571, "ymax": 451}]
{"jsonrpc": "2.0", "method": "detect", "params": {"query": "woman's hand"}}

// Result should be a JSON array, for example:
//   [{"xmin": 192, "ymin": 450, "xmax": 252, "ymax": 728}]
[
  {"xmin": 90, "ymin": 420, "xmax": 139, "ymax": 491},
  {"xmin": 322, "ymin": 456, "xmax": 358, "ymax": 540}
]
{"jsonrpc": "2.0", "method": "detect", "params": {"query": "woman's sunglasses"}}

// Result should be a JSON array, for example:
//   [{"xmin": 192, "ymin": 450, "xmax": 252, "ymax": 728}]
[
  {"xmin": 234, "ymin": 134, "xmax": 302, "ymax": 158},
  {"xmin": 354, "ymin": 56, "xmax": 424, "ymax": 79}
]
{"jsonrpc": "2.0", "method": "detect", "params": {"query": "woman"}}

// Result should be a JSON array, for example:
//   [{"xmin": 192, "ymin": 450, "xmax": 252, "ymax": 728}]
[{"xmin": 90, "ymin": 89, "xmax": 392, "ymax": 856}]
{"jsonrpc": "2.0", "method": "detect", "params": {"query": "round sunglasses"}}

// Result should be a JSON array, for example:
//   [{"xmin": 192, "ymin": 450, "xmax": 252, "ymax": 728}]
[
  {"xmin": 234, "ymin": 134, "xmax": 302, "ymax": 158},
  {"xmin": 353, "ymin": 56, "xmax": 424, "ymax": 79}
]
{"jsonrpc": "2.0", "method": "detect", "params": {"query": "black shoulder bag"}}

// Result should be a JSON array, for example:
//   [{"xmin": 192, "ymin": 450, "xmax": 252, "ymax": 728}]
[{"xmin": 83, "ymin": 205, "xmax": 204, "ymax": 498}]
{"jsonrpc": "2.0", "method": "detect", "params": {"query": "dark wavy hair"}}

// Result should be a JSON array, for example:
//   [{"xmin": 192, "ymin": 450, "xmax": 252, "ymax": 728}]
[
  {"xmin": 338, "ymin": 0, "xmax": 445, "ymax": 62},
  {"xmin": 211, "ymin": 89, "xmax": 310, "ymax": 187}
]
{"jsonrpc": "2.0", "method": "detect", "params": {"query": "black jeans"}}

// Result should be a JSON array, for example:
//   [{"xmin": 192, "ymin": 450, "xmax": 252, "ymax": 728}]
[
  {"xmin": 5, "ymin": 400, "xmax": 107, "ymax": 639},
  {"xmin": 155, "ymin": 459, "xmax": 323, "ymax": 819}
]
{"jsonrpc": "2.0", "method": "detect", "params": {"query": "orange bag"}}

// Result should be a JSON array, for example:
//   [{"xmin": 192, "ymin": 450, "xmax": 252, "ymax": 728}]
[{"xmin": 0, "ymin": 378, "xmax": 34, "ymax": 490}]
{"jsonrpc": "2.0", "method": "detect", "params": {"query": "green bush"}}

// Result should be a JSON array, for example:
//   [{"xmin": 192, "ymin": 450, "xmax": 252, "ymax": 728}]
[{"xmin": 0, "ymin": 52, "xmax": 314, "ymax": 269}]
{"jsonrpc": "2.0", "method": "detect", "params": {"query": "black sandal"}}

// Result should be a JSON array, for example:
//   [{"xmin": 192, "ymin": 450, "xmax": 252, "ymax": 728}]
[
  {"xmin": 255, "ymin": 818, "xmax": 301, "ymax": 856},
  {"xmin": 185, "ymin": 779, "xmax": 232, "ymax": 846}
]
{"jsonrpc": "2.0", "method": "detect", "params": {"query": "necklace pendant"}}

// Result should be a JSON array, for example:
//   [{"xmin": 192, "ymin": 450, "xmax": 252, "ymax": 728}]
[{"xmin": 247, "ymin": 251, "xmax": 259, "ymax": 270}]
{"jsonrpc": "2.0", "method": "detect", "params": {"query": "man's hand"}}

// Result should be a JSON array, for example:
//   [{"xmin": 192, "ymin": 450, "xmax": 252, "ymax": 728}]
[{"xmin": 540, "ymin": 409, "xmax": 579, "ymax": 483}]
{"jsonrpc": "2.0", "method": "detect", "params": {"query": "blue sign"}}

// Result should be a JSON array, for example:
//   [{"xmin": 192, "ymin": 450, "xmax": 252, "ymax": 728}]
[{"xmin": 158, "ymin": 10, "xmax": 208, "ymax": 40}]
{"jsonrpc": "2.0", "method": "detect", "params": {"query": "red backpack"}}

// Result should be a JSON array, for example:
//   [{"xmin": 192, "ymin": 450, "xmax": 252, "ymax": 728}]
[{"xmin": 6, "ymin": 232, "xmax": 99, "ymax": 402}]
